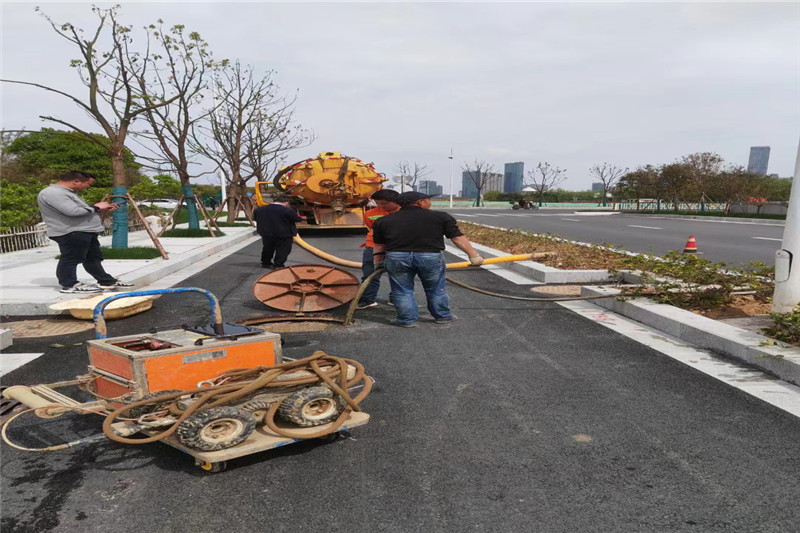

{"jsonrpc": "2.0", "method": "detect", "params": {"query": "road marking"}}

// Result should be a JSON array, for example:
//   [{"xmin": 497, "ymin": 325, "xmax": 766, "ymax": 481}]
[
  {"xmin": 1, "ymin": 353, "xmax": 45, "ymax": 376},
  {"xmin": 752, "ymin": 237, "xmax": 782, "ymax": 242},
  {"xmin": 561, "ymin": 218, "xmax": 581, "ymax": 222},
  {"xmin": 627, "ymin": 224, "xmax": 662, "ymax": 230},
  {"xmin": 558, "ymin": 300, "xmax": 800, "ymax": 419},
  {"xmin": 453, "ymin": 213, "xmax": 477, "ymax": 217}
]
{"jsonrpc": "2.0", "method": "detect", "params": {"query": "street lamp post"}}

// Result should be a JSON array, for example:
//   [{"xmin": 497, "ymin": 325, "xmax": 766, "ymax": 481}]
[
  {"xmin": 772, "ymin": 138, "xmax": 800, "ymax": 313},
  {"xmin": 449, "ymin": 148, "xmax": 454, "ymax": 208}
]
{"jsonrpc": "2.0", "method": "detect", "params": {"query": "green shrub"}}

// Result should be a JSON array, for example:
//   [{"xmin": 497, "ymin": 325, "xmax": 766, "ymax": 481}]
[
  {"xmin": 0, "ymin": 179, "xmax": 43, "ymax": 229},
  {"xmin": 764, "ymin": 306, "xmax": 800, "ymax": 346}
]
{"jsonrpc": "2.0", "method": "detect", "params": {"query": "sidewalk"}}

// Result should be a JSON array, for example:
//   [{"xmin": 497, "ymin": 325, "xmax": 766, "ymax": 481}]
[{"xmin": 0, "ymin": 225, "xmax": 258, "ymax": 316}]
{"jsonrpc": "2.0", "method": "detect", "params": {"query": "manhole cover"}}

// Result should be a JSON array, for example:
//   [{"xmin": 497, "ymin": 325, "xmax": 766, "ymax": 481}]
[
  {"xmin": 530, "ymin": 285, "xmax": 583, "ymax": 296},
  {"xmin": 253, "ymin": 265, "xmax": 360, "ymax": 312},
  {"xmin": 3, "ymin": 318, "xmax": 95, "ymax": 338},
  {"xmin": 256, "ymin": 321, "xmax": 341, "ymax": 333}
]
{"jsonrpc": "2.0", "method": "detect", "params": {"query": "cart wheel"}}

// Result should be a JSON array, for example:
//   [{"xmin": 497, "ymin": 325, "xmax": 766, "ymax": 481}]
[
  {"xmin": 198, "ymin": 460, "xmax": 227, "ymax": 473},
  {"xmin": 127, "ymin": 390, "xmax": 182, "ymax": 418},
  {"xmin": 278, "ymin": 386, "xmax": 343, "ymax": 427},
  {"xmin": 176, "ymin": 407, "xmax": 256, "ymax": 451},
  {"xmin": 241, "ymin": 399, "xmax": 272, "ymax": 423}
]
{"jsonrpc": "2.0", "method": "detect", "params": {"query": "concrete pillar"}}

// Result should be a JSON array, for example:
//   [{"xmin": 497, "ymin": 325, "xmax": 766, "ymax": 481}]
[{"xmin": 772, "ymin": 138, "xmax": 800, "ymax": 314}]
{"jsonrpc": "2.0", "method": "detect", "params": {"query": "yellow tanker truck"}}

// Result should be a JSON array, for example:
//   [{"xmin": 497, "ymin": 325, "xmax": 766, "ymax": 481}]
[{"xmin": 254, "ymin": 152, "xmax": 388, "ymax": 228}]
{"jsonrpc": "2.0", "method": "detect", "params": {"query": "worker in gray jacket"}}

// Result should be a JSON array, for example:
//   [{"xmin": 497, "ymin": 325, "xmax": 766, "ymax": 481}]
[{"xmin": 37, "ymin": 171, "xmax": 134, "ymax": 293}]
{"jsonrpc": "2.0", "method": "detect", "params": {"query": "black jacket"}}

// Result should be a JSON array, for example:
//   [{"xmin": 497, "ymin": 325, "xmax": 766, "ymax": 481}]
[{"xmin": 253, "ymin": 204, "xmax": 303, "ymax": 238}]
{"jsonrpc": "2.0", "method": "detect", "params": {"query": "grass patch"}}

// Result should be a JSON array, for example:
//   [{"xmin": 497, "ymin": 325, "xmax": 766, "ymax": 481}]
[
  {"xmin": 100, "ymin": 246, "xmax": 162, "ymax": 259},
  {"xmin": 162, "ymin": 228, "xmax": 225, "ymax": 238}
]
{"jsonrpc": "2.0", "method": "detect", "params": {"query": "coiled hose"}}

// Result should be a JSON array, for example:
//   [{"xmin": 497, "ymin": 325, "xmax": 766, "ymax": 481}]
[{"xmin": 100, "ymin": 350, "xmax": 372, "ymax": 444}]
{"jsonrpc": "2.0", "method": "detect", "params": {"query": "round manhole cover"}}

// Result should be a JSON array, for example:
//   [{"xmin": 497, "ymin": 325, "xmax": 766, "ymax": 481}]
[
  {"xmin": 530, "ymin": 285, "xmax": 583, "ymax": 296},
  {"xmin": 4, "ymin": 318, "xmax": 95, "ymax": 338}
]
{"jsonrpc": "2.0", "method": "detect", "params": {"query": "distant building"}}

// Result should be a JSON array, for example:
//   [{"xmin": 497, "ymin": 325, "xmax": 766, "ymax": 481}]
[
  {"xmin": 418, "ymin": 180, "xmax": 443, "ymax": 197},
  {"xmin": 461, "ymin": 171, "xmax": 503, "ymax": 199},
  {"xmin": 591, "ymin": 182, "xmax": 604, "ymax": 193},
  {"xmin": 747, "ymin": 146, "xmax": 770, "ymax": 175},
  {"xmin": 504, "ymin": 162, "xmax": 524, "ymax": 193}
]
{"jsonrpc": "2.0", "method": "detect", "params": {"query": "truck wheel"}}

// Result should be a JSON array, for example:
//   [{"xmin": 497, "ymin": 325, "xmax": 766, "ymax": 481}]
[
  {"xmin": 278, "ymin": 386, "xmax": 343, "ymax": 427},
  {"xmin": 126, "ymin": 390, "xmax": 182, "ymax": 418},
  {"xmin": 176, "ymin": 407, "xmax": 255, "ymax": 451}
]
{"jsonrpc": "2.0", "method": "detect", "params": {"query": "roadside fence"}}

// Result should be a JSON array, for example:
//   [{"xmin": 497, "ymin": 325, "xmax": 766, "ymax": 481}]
[{"xmin": 1, "ymin": 220, "xmax": 146, "ymax": 253}]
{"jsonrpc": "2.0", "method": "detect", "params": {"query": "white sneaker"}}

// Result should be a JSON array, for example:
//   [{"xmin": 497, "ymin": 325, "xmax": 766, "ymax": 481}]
[
  {"xmin": 60, "ymin": 283, "xmax": 103, "ymax": 294},
  {"xmin": 97, "ymin": 280, "xmax": 135, "ymax": 289},
  {"xmin": 356, "ymin": 302, "xmax": 379, "ymax": 309}
]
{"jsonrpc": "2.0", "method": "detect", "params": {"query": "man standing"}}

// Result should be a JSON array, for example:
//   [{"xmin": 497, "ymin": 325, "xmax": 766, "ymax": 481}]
[
  {"xmin": 357, "ymin": 189, "xmax": 401, "ymax": 309},
  {"xmin": 37, "ymin": 171, "xmax": 134, "ymax": 293},
  {"xmin": 253, "ymin": 196, "xmax": 305, "ymax": 268},
  {"xmin": 371, "ymin": 191, "xmax": 484, "ymax": 327}
]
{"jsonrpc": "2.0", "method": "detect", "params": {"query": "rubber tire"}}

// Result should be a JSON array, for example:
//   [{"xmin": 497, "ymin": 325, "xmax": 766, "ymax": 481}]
[
  {"xmin": 240, "ymin": 399, "xmax": 272, "ymax": 422},
  {"xmin": 127, "ymin": 390, "xmax": 182, "ymax": 418},
  {"xmin": 175, "ymin": 407, "xmax": 256, "ymax": 452},
  {"xmin": 198, "ymin": 461, "xmax": 227, "ymax": 473},
  {"xmin": 277, "ymin": 386, "xmax": 343, "ymax": 427}
]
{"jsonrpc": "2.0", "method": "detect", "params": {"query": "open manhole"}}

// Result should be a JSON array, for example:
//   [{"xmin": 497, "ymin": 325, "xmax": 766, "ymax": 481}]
[
  {"xmin": 3, "ymin": 318, "xmax": 96, "ymax": 338},
  {"xmin": 238, "ymin": 314, "xmax": 344, "ymax": 333},
  {"xmin": 529, "ymin": 285, "xmax": 583, "ymax": 296}
]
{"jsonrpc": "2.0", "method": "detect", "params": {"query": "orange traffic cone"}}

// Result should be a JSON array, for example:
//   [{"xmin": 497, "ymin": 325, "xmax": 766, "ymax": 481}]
[{"xmin": 683, "ymin": 235, "xmax": 698, "ymax": 254}]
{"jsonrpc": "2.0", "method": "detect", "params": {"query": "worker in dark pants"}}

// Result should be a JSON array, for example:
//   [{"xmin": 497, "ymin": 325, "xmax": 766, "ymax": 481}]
[
  {"xmin": 253, "ymin": 196, "xmax": 305, "ymax": 268},
  {"xmin": 372, "ymin": 191, "xmax": 484, "ymax": 327}
]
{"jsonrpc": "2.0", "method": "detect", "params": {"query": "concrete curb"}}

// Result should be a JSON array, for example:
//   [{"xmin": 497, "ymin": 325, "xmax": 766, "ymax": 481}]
[
  {"xmin": 126, "ymin": 228, "xmax": 258, "ymax": 287},
  {"xmin": 579, "ymin": 285, "xmax": 800, "ymax": 387}
]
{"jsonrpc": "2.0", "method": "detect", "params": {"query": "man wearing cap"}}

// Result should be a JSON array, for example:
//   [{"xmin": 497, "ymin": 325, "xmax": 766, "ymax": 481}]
[
  {"xmin": 371, "ymin": 191, "xmax": 484, "ymax": 327},
  {"xmin": 253, "ymin": 196, "xmax": 305, "ymax": 268}
]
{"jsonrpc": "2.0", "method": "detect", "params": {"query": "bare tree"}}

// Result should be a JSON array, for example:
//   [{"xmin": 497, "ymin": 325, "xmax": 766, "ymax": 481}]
[
  {"xmin": 192, "ymin": 61, "xmax": 312, "ymax": 222},
  {"xmin": 135, "ymin": 20, "xmax": 221, "ymax": 228},
  {"xmin": 396, "ymin": 160, "xmax": 430, "ymax": 192},
  {"xmin": 589, "ymin": 163, "xmax": 628, "ymax": 207},
  {"xmin": 525, "ymin": 162, "xmax": 567, "ymax": 206},
  {"xmin": 462, "ymin": 160, "xmax": 496, "ymax": 207},
  {"xmin": 1, "ymin": 6, "xmax": 180, "ymax": 247}
]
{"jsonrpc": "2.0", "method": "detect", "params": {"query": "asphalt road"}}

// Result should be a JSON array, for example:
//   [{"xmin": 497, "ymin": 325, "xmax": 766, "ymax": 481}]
[
  {"xmin": 441, "ymin": 208, "xmax": 785, "ymax": 266},
  {"xmin": 2, "ymin": 234, "xmax": 799, "ymax": 532}
]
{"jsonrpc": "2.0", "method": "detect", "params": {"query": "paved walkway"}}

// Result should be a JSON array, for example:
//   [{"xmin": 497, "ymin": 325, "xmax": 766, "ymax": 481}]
[{"xmin": 0, "ymin": 225, "xmax": 258, "ymax": 316}]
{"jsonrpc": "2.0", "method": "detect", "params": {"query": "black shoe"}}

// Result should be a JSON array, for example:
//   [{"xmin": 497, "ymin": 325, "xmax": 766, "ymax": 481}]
[
  {"xmin": 262, "ymin": 263, "xmax": 274, "ymax": 268},
  {"xmin": 273, "ymin": 264, "xmax": 285, "ymax": 268}
]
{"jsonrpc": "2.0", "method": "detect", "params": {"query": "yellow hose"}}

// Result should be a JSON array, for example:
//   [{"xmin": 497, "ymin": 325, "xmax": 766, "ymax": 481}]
[{"xmin": 293, "ymin": 235, "xmax": 550, "ymax": 270}]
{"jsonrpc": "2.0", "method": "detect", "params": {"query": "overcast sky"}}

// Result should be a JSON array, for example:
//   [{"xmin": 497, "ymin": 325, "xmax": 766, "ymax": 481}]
[{"xmin": 2, "ymin": 1, "xmax": 798, "ymax": 192}]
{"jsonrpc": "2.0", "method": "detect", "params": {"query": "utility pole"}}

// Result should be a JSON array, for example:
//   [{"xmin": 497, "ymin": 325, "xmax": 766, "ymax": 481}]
[
  {"xmin": 449, "ymin": 148, "xmax": 454, "ymax": 208},
  {"xmin": 772, "ymin": 138, "xmax": 800, "ymax": 313}
]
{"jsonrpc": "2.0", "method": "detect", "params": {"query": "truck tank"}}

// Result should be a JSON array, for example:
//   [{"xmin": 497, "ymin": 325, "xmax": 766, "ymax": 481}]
[{"xmin": 254, "ymin": 152, "xmax": 388, "ymax": 228}]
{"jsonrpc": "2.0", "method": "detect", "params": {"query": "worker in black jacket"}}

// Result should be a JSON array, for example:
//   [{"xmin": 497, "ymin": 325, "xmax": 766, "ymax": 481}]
[
  {"xmin": 253, "ymin": 196, "xmax": 305, "ymax": 268},
  {"xmin": 372, "ymin": 191, "xmax": 484, "ymax": 327}
]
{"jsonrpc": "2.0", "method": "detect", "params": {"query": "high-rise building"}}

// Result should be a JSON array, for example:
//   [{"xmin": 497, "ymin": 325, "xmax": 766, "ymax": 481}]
[
  {"xmin": 591, "ymin": 182, "xmax": 604, "ymax": 193},
  {"xmin": 461, "ymin": 171, "xmax": 503, "ymax": 199},
  {"xmin": 418, "ymin": 180, "xmax": 443, "ymax": 197},
  {"xmin": 504, "ymin": 162, "xmax": 524, "ymax": 193},
  {"xmin": 747, "ymin": 146, "xmax": 770, "ymax": 175}
]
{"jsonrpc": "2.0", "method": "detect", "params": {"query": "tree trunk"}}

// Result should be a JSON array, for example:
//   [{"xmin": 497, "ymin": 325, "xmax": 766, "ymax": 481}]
[
  {"xmin": 110, "ymin": 149, "xmax": 129, "ymax": 248},
  {"xmin": 178, "ymin": 170, "xmax": 200, "ymax": 230}
]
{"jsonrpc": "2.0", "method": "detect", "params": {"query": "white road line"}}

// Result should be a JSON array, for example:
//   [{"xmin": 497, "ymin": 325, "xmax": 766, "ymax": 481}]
[
  {"xmin": 1, "ymin": 353, "xmax": 45, "ymax": 376},
  {"xmin": 752, "ymin": 237, "xmax": 782, "ymax": 241},
  {"xmin": 561, "ymin": 218, "xmax": 581, "ymax": 222},
  {"xmin": 558, "ymin": 300, "xmax": 800, "ymax": 418},
  {"xmin": 453, "ymin": 213, "xmax": 477, "ymax": 217},
  {"xmin": 627, "ymin": 224, "xmax": 662, "ymax": 230}
]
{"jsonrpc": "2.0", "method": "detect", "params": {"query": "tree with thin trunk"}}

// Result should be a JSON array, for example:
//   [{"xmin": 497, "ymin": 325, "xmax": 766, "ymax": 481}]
[
  {"xmin": 396, "ymin": 161, "xmax": 430, "ymax": 192},
  {"xmin": 589, "ymin": 163, "xmax": 628, "ymax": 207},
  {"xmin": 136, "ymin": 20, "xmax": 222, "ymax": 229},
  {"xmin": 2, "ymin": 6, "xmax": 180, "ymax": 247},
  {"xmin": 192, "ymin": 61, "xmax": 312, "ymax": 223},
  {"xmin": 525, "ymin": 162, "xmax": 567, "ymax": 206},
  {"xmin": 462, "ymin": 160, "xmax": 496, "ymax": 207}
]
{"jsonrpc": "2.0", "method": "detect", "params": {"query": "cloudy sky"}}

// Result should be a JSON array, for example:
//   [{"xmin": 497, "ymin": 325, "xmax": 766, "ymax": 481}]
[{"xmin": 2, "ymin": 1, "xmax": 798, "ymax": 192}]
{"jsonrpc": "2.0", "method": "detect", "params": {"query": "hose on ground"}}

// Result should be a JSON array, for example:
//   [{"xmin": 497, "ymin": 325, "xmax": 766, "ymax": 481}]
[{"xmin": 101, "ymin": 350, "xmax": 372, "ymax": 444}]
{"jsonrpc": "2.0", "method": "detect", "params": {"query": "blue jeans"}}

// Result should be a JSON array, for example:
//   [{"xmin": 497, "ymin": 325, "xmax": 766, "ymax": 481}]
[
  {"xmin": 359, "ymin": 247, "xmax": 385, "ymax": 305},
  {"xmin": 384, "ymin": 252, "xmax": 452, "ymax": 325},
  {"xmin": 50, "ymin": 231, "xmax": 116, "ymax": 288}
]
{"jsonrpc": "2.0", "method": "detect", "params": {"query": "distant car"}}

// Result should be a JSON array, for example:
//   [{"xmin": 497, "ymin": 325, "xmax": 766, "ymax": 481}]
[{"xmin": 138, "ymin": 199, "xmax": 180, "ymax": 209}]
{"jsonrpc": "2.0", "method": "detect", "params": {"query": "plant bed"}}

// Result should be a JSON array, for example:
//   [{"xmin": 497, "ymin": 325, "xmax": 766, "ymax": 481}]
[
  {"xmin": 162, "ymin": 228, "xmax": 225, "ymax": 238},
  {"xmin": 99, "ymin": 246, "xmax": 162, "ymax": 259}
]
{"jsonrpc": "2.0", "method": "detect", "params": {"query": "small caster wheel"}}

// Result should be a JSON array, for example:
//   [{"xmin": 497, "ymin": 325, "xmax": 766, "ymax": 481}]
[{"xmin": 198, "ymin": 460, "xmax": 227, "ymax": 473}]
